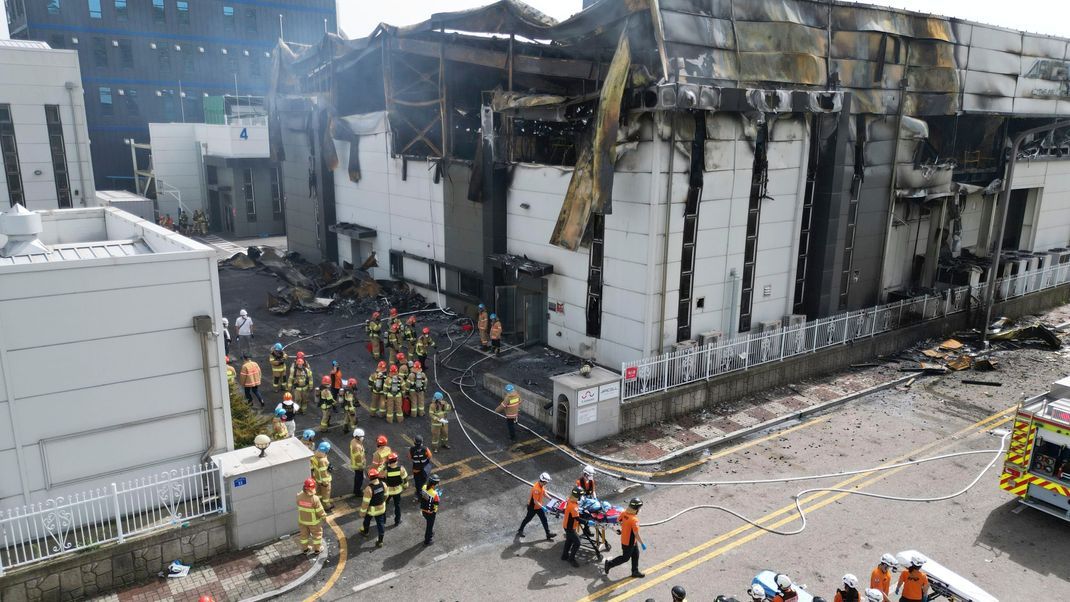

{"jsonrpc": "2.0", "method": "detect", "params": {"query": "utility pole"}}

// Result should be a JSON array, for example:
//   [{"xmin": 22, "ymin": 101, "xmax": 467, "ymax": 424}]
[{"xmin": 982, "ymin": 121, "xmax": 1070, "ymax": 343}]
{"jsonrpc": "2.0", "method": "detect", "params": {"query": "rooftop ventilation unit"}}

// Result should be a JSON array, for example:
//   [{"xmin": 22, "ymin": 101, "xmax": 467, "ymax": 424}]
[{"xmin": 0, "ymin": 204, "xmax": 50, "ymax": 258}]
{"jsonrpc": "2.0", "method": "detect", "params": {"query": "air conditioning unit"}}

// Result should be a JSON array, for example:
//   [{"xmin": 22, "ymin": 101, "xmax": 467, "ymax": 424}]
[
  {"xmin": 757, "ymin": 320, "xmax": 782, "ymax": 361},
  {"xmin": 782, "ymin": 314, "xmax": 806, "ymax": 328},
  {"xmin": 780, "ymin": 315, "xmax": 808, "ymax": 355},
  {"xmin": 1047, "ymin": 247, "xmax": 1070, "ymax": 264},
  {"xmin": 746, "ymin": 88, "xmax": 793, "ymax": 113},
  {"xmin": 698, "ymin": 330, "xmax": 723, "ymax": 347}
]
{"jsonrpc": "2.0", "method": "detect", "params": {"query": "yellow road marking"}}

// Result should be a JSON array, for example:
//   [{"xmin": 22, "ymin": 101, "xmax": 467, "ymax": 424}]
[
  {"xmin": 606, "ymin": 414, "xmax": 1015, "ymax": 602},
  {"xmin": 302, "ymin": 512, "xmax": 348, "ymax": 602},
  {"xmin": 580, "ymin": 407, "xmax": 1014, "ymax": 602},
  {"xmin": 442, "ymin": 445, "xmax": 558, "ymax": 485}
]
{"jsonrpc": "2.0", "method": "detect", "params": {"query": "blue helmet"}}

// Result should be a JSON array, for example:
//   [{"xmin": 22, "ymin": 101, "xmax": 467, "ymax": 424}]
[
  {"xmin": 478, "ymin": 303, "xmax": 485, "ymax": 310},
  {"xmin": 505, "ymin": 384, "xmax": 515, "ymax": 393},
  {"xmin": 302, "ymin": 429, "xmax": 316, "ymax": 440},
  {"xmin": 273, "ymin": 407, "xmax": 286, "ymax": 418},
  {"xmin": 433, "ymin": 391, "xmax": 444, "ymax": 400},
  {"xmin": 332, "ymin": 360, "xmax": 338, "ymax": 367},
  {"xmin": 490, "ymin": 313, "xmax": 497, "ymax": 320},
  {"xmin": 317, "ymin": 441, "xmax": 331, "ymax": 453},
  {"xmin": 273, "ymin": 343, "xmax": 283, "ymax": 351}
]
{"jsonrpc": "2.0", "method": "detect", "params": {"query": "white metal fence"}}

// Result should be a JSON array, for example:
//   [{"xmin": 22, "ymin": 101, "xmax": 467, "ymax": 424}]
[
  {"xmin": 621, "ymin": 261, "xmax": 1070, "ymax": 401},
  {"xmin": 0, "ymin": 462, "xmax": 226, "ymax": 575}
]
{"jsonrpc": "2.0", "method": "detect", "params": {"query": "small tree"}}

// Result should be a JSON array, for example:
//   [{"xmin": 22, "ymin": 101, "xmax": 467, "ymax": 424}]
[{"xmin": 230, "ymin": 391, "xmax": 269, "ymax": 448}]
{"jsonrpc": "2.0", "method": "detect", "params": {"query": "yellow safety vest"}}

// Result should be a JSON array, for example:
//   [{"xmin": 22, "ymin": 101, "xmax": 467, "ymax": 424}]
[
  {"xmin": 297, "ymin": 492, "xmax": 325, "ymax": 526},
  {"xmin": 383, "ymin": 464, "xmax": 408, "ymax": 496},
  {"xmin": 226, "ymin": 365, "xmax": 236, "ymax": 385},
  {"xmin": 350, "ymin": 440, "xmax": 365, "ymax": 470}
]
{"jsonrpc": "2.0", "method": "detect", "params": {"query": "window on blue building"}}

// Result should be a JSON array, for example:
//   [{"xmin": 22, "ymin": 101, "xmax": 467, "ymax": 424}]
[{"xmin": 88, "ymin": 0, "xmax": 102, "ymax": 19}]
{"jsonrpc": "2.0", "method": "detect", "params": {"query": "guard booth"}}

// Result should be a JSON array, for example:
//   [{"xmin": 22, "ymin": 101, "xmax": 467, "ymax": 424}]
[
  {"xmin": 490, "ymin": 253, "xmax": 552, "ymax": 348},
  {"xmin": 551, "ymin": 366, "xmax": 622, "ymax": 445}
]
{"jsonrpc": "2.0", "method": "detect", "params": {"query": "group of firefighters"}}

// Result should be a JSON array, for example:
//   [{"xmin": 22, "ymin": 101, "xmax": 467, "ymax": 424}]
[{"xmin": 732, "ymin": 554, "xmax": 931, "ymax": 602}]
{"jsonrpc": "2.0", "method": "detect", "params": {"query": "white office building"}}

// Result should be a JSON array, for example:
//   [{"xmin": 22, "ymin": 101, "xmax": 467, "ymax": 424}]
[
  {"xmin": 0, "ymin": 38, "xmax": 93, "ymax": 210},
  {"xmin": 0, "ymin": 205, "xmax": 232, "ymax": 508}
]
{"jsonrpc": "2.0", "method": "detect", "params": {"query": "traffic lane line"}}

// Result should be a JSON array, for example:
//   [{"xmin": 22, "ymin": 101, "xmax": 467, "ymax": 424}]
[
  {"xmin": 578, "ymin": 406, "xmax": 1014, "ymax": 602},
  {"xmin": 589, "ymin": 413, "xmax": 1014, "ymax": 602}
]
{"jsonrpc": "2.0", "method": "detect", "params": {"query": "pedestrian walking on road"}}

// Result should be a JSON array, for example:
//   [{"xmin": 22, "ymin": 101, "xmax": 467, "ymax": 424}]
[
  {"xmin": 834, "ymin": 574, "xmax": 861, "ymax": 602},
  {"xmin": 350, "ymin": 428, "xmax": 366, "ymax": 496},
  {"xmin": 489, "ymin": 313, "xmax": 503, "ymax": 355},
  {"xmin": 869, "ymin": 553, "xmax": 896, "ymax": 601},
  {"xmin": 234, "ymin": 309, "xmax": 253, "ymax": 357},
  {"xmin": 383, "ymin": 453, "xmax": 409, "ymax": 526},
  {"xmin": 359, "ymin": 469, "xmax": 387, "ymax": 548},
  {"xmin": 516, "ymin": 472, "xmax": 556, "ymax": 540},
  {"xmin": 428, "ymin": 392, "xmax": 451, "ymax": 451},
  {"xmin": 409, "ymin": 436, "xmax": 432, "ymax": 503},
  {"xmin": 495, "ymin": 384, "xmax": 521, "ymax": 441},
  {"xmin": 296, "ymin": 477, "xmax": 326, "ymax": 555},
  {"xmin": 477, "ymin": 304, "xmax": 489, "ymax": 349},
  {"xmin": 603, "ymin": 498, "xmax": 645, "ymax": 578},
  {"xmin": 895, "ymin": 555, "xmax": 930, "ymax": 602},
  {"xmin": 239, "ymin": 354, "xmax": 265, "ymax": 406},
  {"xmin": 420, "ymin": 474, "xmax": 441, "ymax": 546},
  {"xmin": 559, "ymin": 486, "xmax": 585, "ymax": 568}
]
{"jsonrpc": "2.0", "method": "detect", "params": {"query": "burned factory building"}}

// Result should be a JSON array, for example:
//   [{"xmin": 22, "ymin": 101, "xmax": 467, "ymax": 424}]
[{"xmin": 268, "ymin": 0, "xmax": 1070, "ymax": 369}]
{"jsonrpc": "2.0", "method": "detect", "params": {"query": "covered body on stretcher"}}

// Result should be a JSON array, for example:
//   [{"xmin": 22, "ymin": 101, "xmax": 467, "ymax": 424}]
[{"xmin": 548, "ymin": 496, "xmax": 624, "ymax": 557}]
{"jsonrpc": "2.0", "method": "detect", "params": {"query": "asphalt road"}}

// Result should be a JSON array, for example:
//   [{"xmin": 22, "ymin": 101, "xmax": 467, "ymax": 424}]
[{"xmin": 220, "ymin": 267, "xmax": 1070, "ymax": 602}]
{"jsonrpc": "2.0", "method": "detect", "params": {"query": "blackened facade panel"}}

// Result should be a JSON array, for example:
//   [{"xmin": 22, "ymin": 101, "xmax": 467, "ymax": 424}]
[{"xmin": 12, "ymin": 0, "xmax": 335, "ymax": 190}]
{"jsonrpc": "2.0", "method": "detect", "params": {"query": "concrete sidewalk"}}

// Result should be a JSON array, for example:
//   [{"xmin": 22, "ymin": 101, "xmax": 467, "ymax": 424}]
[{"xmin": 89, "ymin": 537, "xmax": 323, "ymax": 602}]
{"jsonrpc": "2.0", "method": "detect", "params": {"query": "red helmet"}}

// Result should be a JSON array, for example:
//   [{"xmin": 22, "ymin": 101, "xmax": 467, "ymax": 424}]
[
  {"xmin": 387, "ymin": 452, "xmax": 398, "ymax": 462},
  {"xmin": 347, "ymin": 378, "xmax": 357, "ymax": 387},
  {"xmin": 368, "ymin": 469, "xmax": 380, "ymax": 479},
  {"xmin": 377, "ymin": 360, "xmax": 386, "ymax": 370},
  {"xmin": 224, "ymin": 355, "xmax": 230, "ymax": 363},
  {"xmin": 283, "ymin": 392, "xmax": 293, "ymax": 401},
  {"xmin": 321, "ymin": 375, "xmax": 331, "ymax": 385},
  {"xmin": 389, "ymin": 365, "xmax": 398, "ymax": 374},
  {"xmin": 391, "ymin": 323, "xmax": 399, "ymax": 331},
  {"xmin": 396, "ymin": 352, "xmax": 406, "ymax": 361},
  {"xmin": 199, "ymin": 597, "xmax": 216, "ymax": 602},
  {"xmin": 303, "ymin": 478, "xmax": 316, "ymax": 491},
  {"xmin": 297, "ymin": 351, "xmax": 305, "ymax": 359},
  {"xmin": 376, "ymin": 435, "xmax": 388, "ymax": 446},
  {"xmin": 296, "ymin": 358, "xmax": 305, "ymax": 366},
  {"xmin": 422, "ymin": 327, "xmax": 430, "ymax": 334},
  {"xmin": 389, "ymin": 308, "xmax": 398, "ymax": 317},
  {"xmin": 407, "ymin": 316, "xmax": 416, "ymax": 325},
  {"xmin": 413, "ymin": 361, "xmax": 422, "ymax": 371},
  {"xmin": 372, "ymin": 311, "xmax": 380, "ymax": 319}
]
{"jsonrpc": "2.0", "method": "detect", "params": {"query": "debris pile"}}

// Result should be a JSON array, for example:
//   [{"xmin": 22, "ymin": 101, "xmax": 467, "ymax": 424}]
[{"xmin": 221, "ymin": 246, "xmax": 433, "ymax": 316}]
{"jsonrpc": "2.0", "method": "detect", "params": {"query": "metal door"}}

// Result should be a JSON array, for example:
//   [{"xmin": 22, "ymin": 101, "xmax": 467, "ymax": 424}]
[
  {"xmin": 494, "ymin": 285, "xmax": 517, "ymax": 338},
  {"xmin": 522, "ymin": 291, "xmax": 547, "ymax": 346}
]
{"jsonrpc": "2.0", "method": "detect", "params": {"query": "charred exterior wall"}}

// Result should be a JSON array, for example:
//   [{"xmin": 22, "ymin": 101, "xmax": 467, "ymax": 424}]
[{"xmin": 278, "ymin": 97, "xmax": 327, "ymax": 263}]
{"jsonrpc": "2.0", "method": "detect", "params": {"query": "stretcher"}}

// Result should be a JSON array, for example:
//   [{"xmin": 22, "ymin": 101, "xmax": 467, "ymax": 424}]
[
  {"xmin": 548, "ymin": 497, "xmax": 623, "ymax": 561},
  {"xmin": 895, "ymin": 550, "xmax": 998, "ymax": 602}
]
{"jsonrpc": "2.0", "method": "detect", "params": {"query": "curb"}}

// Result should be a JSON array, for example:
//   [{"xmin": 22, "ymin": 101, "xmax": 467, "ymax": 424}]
[
  {"xmin": 577, "ymin": 372, "xmax": 922, "ymax": 467},
  {"xmin": 238, "ymin": 545, "xmax": 328, "ymax": 602}
]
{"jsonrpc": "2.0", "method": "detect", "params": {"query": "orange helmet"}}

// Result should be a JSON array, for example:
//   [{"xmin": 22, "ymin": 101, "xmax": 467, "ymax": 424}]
[
  {"xmin": 368, "ymin": 469, "xmax": 380, "ymax": 479},
  {"xmin": 389, "ymin": 365, "xmax": 398, "ymax": 374},
  {"xmin": 377, "ymin": 435, "xmax": 388, "ymax": 446},
  {"xmin": 407, "ymin": 316, "xmax": 416, "ymax": 325},
  {"xmin": 303, "ymin": 478, "xmax": 316, "ymax": 491},
  {"xmin": 387, "ymin": 452, "xmax": 398, "ymax": 463},
  {"xmin": 377, "ymin": 360, "xmax": 387, "ymax": 371},
  {"xmin": 389, "ymin": 308, "xmax": 398, "ymax": 317},
  {"xmin": 321, "ymin": 375, "xmax": 331, "ymax": 385},
  {"xmin": 372, "ymin": 311, "xmax": 380, "ymax": 319},
  {"xmin": 422, "ymin": 327, "xmax": 430, "ymax": 334},
  {"xmin": 347, "ymin": 378, "xmax": 357, "ymax": 387},
  {"xmin": 297, "ymin": 351, "xmax": 305, "ymax": 359},
  {"xmin": 413, "ymin": 361, "xmax": 422, "ymax": 371},
  {"xmin": 283, "ymin": 392, "xmax": 293, "ymax": 401}
]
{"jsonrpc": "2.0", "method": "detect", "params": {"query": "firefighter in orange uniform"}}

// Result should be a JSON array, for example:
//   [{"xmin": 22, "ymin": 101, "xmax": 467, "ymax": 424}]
[
  {"xmin": 603, "ymin": 498, "xmax": 645, "ymax": 578},
  {"xmin": 516, "ymin": 472, "xmax": 557, "ymax": 540}
]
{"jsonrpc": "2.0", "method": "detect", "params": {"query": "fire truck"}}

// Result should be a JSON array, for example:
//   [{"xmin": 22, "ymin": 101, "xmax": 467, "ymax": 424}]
[{"xmin": 1000, "ymin": 379, "xmax": 1070, "ymax": 520}]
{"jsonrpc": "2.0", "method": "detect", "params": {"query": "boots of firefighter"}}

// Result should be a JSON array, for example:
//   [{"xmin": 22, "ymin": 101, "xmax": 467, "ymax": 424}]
[
  {"xmin": 441, "ymin": 422, "xmax": 450, "ymax": 449},
  {"xmin": 319, "ymin": 406, "xmax": 332, "ymax": 432},
  {"xmin": 385, "ymin": 395, "xmax": 395, "ymax": 424},
  {"xmin": 395, "ymin": 396, "xmax": 405, "ymax": 423},
  {"xmin": 415, "ymin": 391, "xmax": 425, "ymax": 417},
  {"xmin": 308, "ymin": 524, "xmax": 323, "ymax": 553}
]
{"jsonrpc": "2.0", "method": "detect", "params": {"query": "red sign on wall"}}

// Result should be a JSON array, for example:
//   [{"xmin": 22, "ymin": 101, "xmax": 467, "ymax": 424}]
[{"xmin": 624, "ymin": 366, "xmax": 638, "ymax": 381}]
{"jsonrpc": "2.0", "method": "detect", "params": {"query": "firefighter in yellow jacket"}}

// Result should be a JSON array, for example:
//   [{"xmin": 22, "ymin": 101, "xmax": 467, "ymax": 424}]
[
  {"xmin": 359, "ymin": 469, "xmax": 387, "ymax": 548},
  {"xmin": 366, "ymin": 311, "xmax": 382, "ymax": 360},
  {"xmin": 371, "ymin": 435, "xmax": 393, "ymax": 472},
  {"xmin": 271, "ymin": 407, "xmax": 289, "ymax": 440},
  {"xmin": 289, "ymin": 353, "xmax": 313, "ymax": 413},
  {"xmin": 268, "ymin": 343, "xmax": 289, "ymax": 391},
  {"xmin": 296, "ymin": 478, "xmax": 327, "ymax": 554},
  {"xmin": 350, "ymin": 428, "xmax": 366, "ymax": 496},
  {"xmin": 403, "ymin": 315, "xmax": 418, "ymax": 356},
  {"xmin": 477, "ymin": 304, "xmax": 489, "ymax": 349},
  {"xmin": 342, "ymin": 378, "xmax": 359, "ymax": 433},
  {"xmin": 368, "ymin": 361, "xmax": 387, "ymax": 419},
  {"xmin": 495, "ymin": 383, "xmax": 522, "ymax": 442},
  {"xmin": 383, "ymin": 453, "xmax": 409, "ymax": 526},
  {"xmin": 386, "ymin": 323, "xmax": 402, "ymax": 366},
  {"xmin": 225, "ymin": 355, "xmax": 239, "ymax": 398},
  {"xmin": 409, "ymin": 361, "xmax": 428, "ymax": 417},
  {"xmin": 317, "ymin": 375, "xmax": 335, "ymax": 433},
  {"xmin": 414, "ymin": 327, "xmax": 436, "ymax": 366},
  {"xmin": 385, "ymin": 364, "xmax": 404, "ymax": 424},
  {"xmin": 428, "ymin": 392, "xmax": 451, "ymax": 452},
  {"xmin": 311, "ymin": 441, "xmax": 334, "ymax": 512}
]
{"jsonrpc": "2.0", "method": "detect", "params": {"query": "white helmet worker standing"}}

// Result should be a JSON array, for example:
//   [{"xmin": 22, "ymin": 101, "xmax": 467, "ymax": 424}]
[{"xmin": 870, "ymin": 553, "xmax": 897, "ymax": 601}]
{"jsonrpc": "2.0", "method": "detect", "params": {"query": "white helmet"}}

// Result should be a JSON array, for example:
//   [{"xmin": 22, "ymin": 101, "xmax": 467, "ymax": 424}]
[
  {"xmin": 910, "ymin": 554, "xmax": 925, "ymax": 568},
  {"xmin": 864, "ymin": 589, "xmax": 884, "ymax": 602},
  {"xmin": 748, "ymin": 583, "xmax": 766, "ymax": 599},
  {"xmin": 222, "ymin": 317, "xmax": 229, "ymax": 326},
  {"xmin": 352, "ymin": 428, "xmax": 364, "ymax": 438},
  {"xmin": 538, "ymin": 472, "xmax": 551, "ymax": 483},
  {"xmin": 842, "ymin": 574, "xmax": 858, "ymax": 589},
  {"xmin": 582, "ymin": 465, "xmax": 595, "ymax": 477},
  {"xmin": 775, "ymin": 574, "xmax": 793, "ymax": 591},
  {"xmin": 880, "ymin": 553, "xmax": 897, "ymax": 567},
  {"xmin": 239, "ymin": 309, "xmax": 248, "ymax": 317}
]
